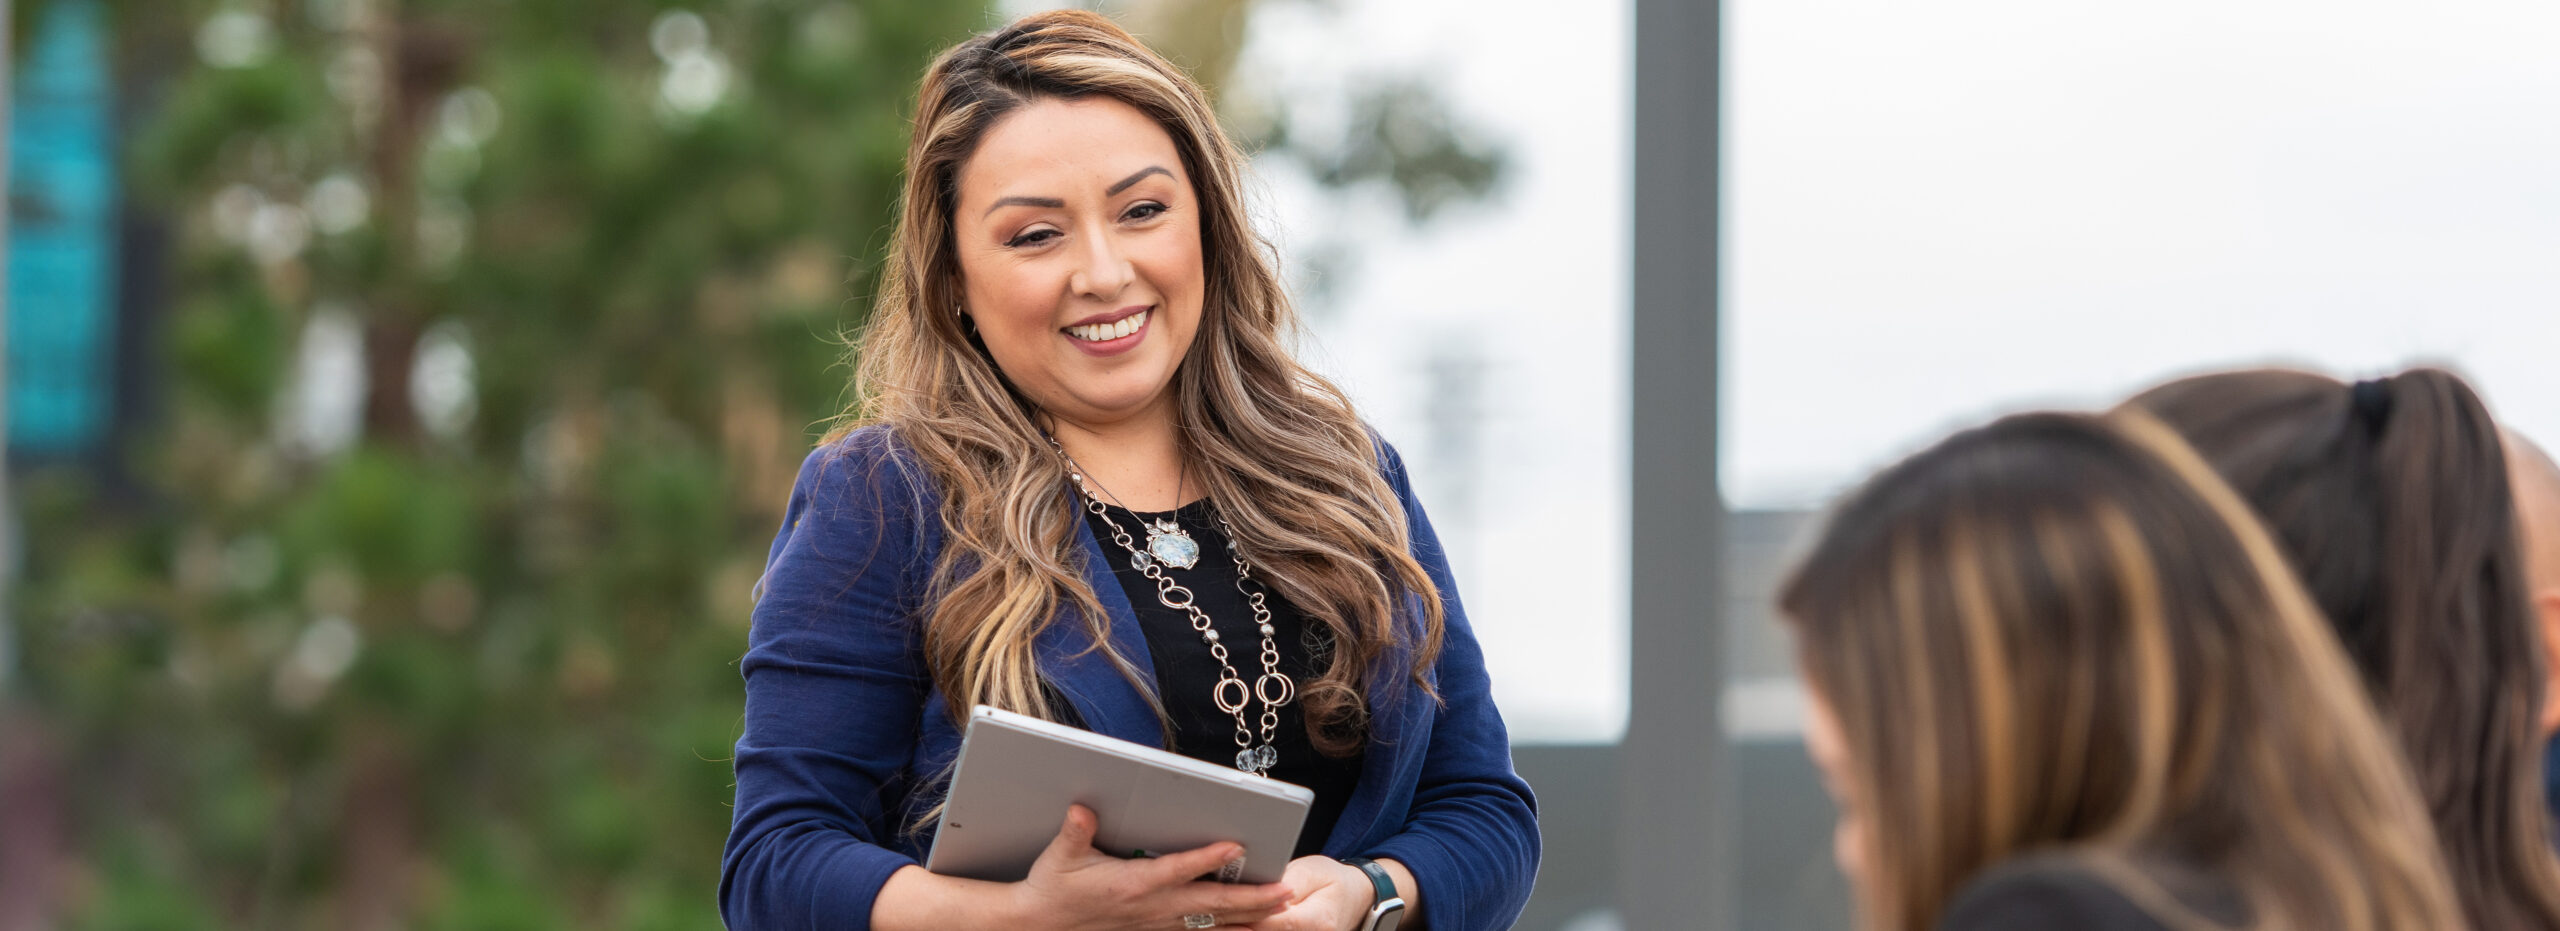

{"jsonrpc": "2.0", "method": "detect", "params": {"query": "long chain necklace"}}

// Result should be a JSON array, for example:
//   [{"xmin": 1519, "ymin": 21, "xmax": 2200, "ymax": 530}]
[{"xmin": 1044, "ymin": 435, "xmax": 1295, "ymax": 775}]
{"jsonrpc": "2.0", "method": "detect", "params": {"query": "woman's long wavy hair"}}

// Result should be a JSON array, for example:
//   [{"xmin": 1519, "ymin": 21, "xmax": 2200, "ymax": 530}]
[
  {"xmin": 829, "ymin": 10, "xmax": 1445, "ymax": 756},
  {"xmin": 2125, "ymin": 367, "xmax": 2560, "ymax": 931},
  {"xmin": 1783, "ymin": 411, "xmax": 2463, "ymax": 931}
]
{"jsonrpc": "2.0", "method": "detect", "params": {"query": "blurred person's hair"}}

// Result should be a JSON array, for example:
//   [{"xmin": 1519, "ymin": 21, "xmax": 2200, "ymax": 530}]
[
  {"xmin": 2125, "ymin": 367, "xmax": 2560, "ymax": 931},
  {"xmin": 829, "ymin": 10, "xmax": 1443, "ymax": 759},
  {"xmin": 1782, "ymin": 411, "xmax": 2462, "ymax": 931}
]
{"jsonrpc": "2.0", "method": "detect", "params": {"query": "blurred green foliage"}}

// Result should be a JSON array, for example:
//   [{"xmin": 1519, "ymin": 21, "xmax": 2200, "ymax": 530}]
[
  {"xmin": 9, "ymin": 1, "xmax": 1502, "ymax": 927},
  {"xmin": 17, "ymin": 1, "xmax": 986, "ymax": 927}
]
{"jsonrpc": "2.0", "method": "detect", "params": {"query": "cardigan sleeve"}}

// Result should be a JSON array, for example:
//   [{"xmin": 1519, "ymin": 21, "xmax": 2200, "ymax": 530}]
[
  {"xmin": 1359, "ymin": 440, "xmax": 1544, "ymax": 931},
  {"xmin": 720, "ymin": 430, "xmax": 941, "ymax": 931}
]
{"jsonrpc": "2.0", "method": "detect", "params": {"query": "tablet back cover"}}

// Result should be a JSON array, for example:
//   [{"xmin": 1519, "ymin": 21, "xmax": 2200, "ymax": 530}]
[{"xmin": 924, "ymin": 707, "xmax": 1312, "ymax": 884}]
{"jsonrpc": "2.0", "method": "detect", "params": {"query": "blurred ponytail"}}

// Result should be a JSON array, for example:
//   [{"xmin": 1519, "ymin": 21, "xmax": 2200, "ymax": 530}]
[
  {"xmin": 2364, "ymin": 371, "xmax": 2540, "ymax": 762},
  {"xmin": 2126, "ymin": 366, "xmax": 2560, "ymax": 931}
]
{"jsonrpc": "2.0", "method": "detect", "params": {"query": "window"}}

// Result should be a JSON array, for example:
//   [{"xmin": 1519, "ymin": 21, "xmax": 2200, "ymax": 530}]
[{"xmin": 1730, "ymin": 0, "xmax": 2560, "ymax": 510}]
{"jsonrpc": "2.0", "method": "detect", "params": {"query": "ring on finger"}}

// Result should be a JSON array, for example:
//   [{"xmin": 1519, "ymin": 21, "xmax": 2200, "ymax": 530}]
[{"xmin": 1182, "ymin": 914, "xmax": 1217, "ymax": 929}]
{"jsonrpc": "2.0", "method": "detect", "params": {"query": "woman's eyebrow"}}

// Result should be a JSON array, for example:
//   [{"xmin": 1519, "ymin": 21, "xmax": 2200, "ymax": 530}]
[
  {"xmin": 978, "ymin": 166, "xmax": 1170, "ymax": 218},
  {"xmin": 1106, "ymin": 165, "xmax": 1172, "ymax": 196},
  {"xmin": 982, "ymin": 195, "xmax": 1066, "ymax": 218}
]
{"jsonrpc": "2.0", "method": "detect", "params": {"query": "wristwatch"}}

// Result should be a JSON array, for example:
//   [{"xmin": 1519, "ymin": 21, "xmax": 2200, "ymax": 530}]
[{"xmin": 1339, "ymin": 857, "xmax": 1407, "ymax": 931}]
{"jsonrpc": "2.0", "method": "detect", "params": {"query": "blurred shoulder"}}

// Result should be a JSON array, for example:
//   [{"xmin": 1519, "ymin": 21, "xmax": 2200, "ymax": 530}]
[
  {"xmin": 806, "ymin": 422, "xmax": 912, "ymax": 469},
  {"xmin": 1359, "ymin": 424, "xmax": 1413, "ymax": 487},
  {"xmin": 1937, "ymin": 856, "xmax": 2179, "ymax": 931},
  {"xmin": 792, "ymin": 423, "xmax": 939, "ymax": 516}
]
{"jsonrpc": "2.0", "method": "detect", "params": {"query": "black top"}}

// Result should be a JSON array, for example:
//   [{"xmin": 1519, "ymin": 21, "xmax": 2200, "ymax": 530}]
[
  {"xmin": 1079, "ymin": 498, "xmax": 1366, "ymax": 859},
  {"xmin": 1938, "ymin": 856, "xmax": 2248, "ymax": 931}
]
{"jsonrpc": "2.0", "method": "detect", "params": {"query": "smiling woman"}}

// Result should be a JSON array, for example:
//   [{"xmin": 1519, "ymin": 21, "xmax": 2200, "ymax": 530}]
[
  {"xmin": 717, "ymin": 10, "xmax": 1538, "ymax": 931},
  {"xmin": 955, "ymin": 98, "xmax": 1206, "ymax": 428}
]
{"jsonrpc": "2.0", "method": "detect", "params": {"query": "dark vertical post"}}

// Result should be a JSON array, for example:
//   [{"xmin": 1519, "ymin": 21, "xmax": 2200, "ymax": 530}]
[{"xmin": 1621, "ymin": 0, "xmax": 1727, "ymax": 927}]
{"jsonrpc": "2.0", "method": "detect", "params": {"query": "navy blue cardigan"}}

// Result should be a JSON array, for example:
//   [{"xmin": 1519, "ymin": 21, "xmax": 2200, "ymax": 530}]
[{"xmin": 719, "ymin": 427, "xmax": 1541, "ymax": 930}]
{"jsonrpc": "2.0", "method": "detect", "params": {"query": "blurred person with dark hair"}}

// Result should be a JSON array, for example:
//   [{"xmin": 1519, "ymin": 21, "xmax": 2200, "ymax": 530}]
[
  {"xmin": 2504, "ymin": 430, "xmax": 2560, "ymax": 824},
  {"xmin": 1784, "ymin": 410, "xmax": 2462, "ymax": 931},
  {"xmin": 717, "ymin": 10, "xmax": 1535, "ymax": 931},
  {"xmin": 2123, "ymin": 367, "xmax": 2560, "ymax": 930}
]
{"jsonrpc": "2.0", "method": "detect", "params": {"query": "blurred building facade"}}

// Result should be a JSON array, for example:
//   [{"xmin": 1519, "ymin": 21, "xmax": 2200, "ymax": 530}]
[{"xmin": 7, "ymin": 0, "xmax": 118, "ymax": 460}]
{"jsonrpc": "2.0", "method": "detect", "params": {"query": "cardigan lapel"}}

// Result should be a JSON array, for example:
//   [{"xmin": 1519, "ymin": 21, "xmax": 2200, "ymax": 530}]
[
  {"xmin": 1041, "ymin": 510, "xmax": 1437, "ymax": 854},
  {"xmin": 1320, "ymin": 592, "xmax": 1439, "ymax": 853},
  {"xmin": 1034, "ymin": 513, "xmax": 1167, "ymax": 750}
]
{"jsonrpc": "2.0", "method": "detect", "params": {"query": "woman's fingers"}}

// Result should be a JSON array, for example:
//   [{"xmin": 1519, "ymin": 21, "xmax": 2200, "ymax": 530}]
[
  {"xmin": 1166, "ymin": 915, "xmax": 1280, "ymax": 930},
  {"xmin": 1201, "ymin": 907, "xmax": 1284, "ymax": 927},
  {"xmin": 1037, "ymin": 804, "xmax": 1102, "ymax": 865},
  {"xmin": 1176, "ymin": 879, "xmax": 1292, "ymax": 920},
  {"xmin": 1128, "ymin": 881, "xmax": 1285, "ymax": 931},
  {"xmin": 1145, "ymin": 839, "xmax": 1248, "ymax": 885},
  {"xmin": 1023, "ymin": 810, "xmax": 1295, "ymax": 929},
  {"xmin": 1160, "ymin": 902, "xmax": 1285, "ymax": 931}
]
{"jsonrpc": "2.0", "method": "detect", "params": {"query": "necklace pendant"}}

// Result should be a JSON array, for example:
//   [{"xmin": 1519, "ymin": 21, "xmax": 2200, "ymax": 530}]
[
  {"xmin": 1235, "ymin": 744, "xmax": 1278, "ymax": 773},
  {"xmin": 1145, "ymin": 519, "xmax": 1201, "ymax": 569}
]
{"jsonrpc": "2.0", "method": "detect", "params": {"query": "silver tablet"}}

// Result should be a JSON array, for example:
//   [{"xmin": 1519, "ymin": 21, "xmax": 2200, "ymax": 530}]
[{"xmin": 924, "ymin": 705, "xmax": 1314, "ymax": 885}]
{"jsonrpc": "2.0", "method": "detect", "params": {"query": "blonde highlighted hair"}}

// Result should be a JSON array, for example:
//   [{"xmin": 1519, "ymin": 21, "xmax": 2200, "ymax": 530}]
[
  {"xmin": 831, "ymin": 10, "xmax": 1444, "ymax": 755},
  {"xmin": 1782, "ymin": 411, "xmax": 2463, "ymax": 931}
]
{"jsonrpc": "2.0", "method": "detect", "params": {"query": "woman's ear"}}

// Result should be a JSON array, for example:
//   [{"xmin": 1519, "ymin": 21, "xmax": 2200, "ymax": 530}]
[{"xmin": 2538, "ymin": 590, "xmax": 2560, "ymax": 738}]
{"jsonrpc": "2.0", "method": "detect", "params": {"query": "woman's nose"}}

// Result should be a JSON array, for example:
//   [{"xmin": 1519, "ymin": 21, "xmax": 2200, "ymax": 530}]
[{"xmin": 1068, "ymin": 227, "xmax": 1134, "ymax": 299}]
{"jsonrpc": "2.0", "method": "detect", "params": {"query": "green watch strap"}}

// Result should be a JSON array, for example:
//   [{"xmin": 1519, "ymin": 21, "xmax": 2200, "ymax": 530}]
[{"xmin": 1340, "ymin": 857, "xmax": 1399, "ymax": 907}]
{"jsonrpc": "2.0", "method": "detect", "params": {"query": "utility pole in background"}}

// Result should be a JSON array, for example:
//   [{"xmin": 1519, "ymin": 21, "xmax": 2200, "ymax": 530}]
[{"xmin": 1622, "ymin": 0, "xmax": 1728, "ymax": 926}]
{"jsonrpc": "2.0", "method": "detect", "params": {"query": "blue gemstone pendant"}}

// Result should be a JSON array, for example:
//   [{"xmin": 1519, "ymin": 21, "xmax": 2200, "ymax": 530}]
[{"xmin": 1146, "ymin": 519, "xmax": 1201, "ymax": 569}]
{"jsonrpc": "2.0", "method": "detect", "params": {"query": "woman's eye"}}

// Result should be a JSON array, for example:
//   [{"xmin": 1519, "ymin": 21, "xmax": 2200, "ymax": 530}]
[
  {"xmin": 1007, "ymin": 228, "xmax": 1060, "ymax": 248},
  {"xmin": 1123, "ymin": 202, "xmax": 1167, "ymax": 221}
]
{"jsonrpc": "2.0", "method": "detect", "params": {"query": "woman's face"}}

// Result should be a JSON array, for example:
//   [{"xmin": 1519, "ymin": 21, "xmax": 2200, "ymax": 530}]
[
  {"xmin": 949, "ymin": 95, "xmax": 1207, "ymax": 432},
  {"xmin": 1803, "ymin": 683, "xmax": 1874, "ymax": 891}
]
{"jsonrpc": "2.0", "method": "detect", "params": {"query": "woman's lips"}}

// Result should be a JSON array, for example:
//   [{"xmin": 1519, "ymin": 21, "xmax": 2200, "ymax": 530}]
[{"xmin": 1063, "ymin": 306, "xmax": 1151, "ymax": 356}]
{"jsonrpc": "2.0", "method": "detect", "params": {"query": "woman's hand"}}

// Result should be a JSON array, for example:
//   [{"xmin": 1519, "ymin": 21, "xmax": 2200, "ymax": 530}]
[
  {"xmin": 1007, "ymin": 805, "xmax": 1293, "ymax": 931},
  {"xmin": 1245, "ymin": 857, "xmax": 1377, "ymax": 931}
]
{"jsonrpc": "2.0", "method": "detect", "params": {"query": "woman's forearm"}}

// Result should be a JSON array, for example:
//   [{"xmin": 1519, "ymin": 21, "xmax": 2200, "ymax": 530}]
[
  {"xmin": 871, "ymin": 865, "xmax": 1024, "ymax": 931},
  {"xmin": 1377, "ymin": 858, "xmax": 1421, "ymax": 927}
]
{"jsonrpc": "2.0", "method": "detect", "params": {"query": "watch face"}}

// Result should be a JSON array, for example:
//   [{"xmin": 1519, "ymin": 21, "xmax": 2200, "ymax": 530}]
[{"xmin": 1370, "ymin": 899, "xmax": 1406, "ymax": 931}]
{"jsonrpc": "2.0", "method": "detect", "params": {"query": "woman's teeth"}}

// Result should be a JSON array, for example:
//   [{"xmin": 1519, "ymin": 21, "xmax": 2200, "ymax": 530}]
[{"xmin": 1066, "ymin": 309, "xmax": 1148, "ymax": 342}]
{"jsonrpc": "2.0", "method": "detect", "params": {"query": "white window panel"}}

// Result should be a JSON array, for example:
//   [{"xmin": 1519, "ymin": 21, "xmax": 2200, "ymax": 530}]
[{"xmin": 1729, "ymin": 0, "xmax": 2560, "ymax": 509}]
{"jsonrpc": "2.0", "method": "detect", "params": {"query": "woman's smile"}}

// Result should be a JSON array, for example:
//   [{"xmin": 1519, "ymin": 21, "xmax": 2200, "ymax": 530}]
[
  {"xmin": 1062, "ymin": 305, "xmax": 1153, "ymax": 356},
  {"xmin": 953, "ymin": 95, "xmax": 1205, "ymax": 425}
]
